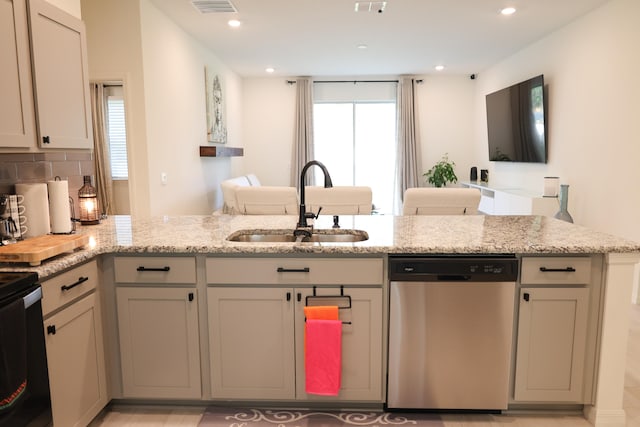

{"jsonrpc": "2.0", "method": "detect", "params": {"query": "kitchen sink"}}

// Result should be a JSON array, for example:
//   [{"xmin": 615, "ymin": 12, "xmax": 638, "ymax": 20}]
[{"xmin": 226, "ymin": 229, "xmax": 369, "ymax": 243}]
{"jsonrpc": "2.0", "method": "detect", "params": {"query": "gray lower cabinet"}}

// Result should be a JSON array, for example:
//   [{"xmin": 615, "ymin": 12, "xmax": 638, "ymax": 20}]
[
  {"xmin": 42, "ymin": 260, "xmax": 108, "ymax": 427},
  {"xmin": 114, "ymin": 256, "xmax": 201, "ymax": 399},
  {"xmin": 207, "ymin": 286, "xmax": 382, "ymax": 401},
  {"xmin": 207, "ymin": 286, "xmax": 295, "ymax": 399},
  {"xmin": 206, "ymin": 256, "xmax": 384, "ymax": 402},
  {"xmin": 513, "ymin": 256, "xmax": 597, "ymax": 403}
]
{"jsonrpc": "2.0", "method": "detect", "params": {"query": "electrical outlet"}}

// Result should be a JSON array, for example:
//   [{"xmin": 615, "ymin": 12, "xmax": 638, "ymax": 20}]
[{"xmin": 161, "ymin": 172, "xmax": 168, "ymax": 185}]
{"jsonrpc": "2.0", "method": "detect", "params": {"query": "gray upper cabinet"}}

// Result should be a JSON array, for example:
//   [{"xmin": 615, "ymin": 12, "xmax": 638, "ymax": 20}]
[
  {"xmin": 28, "ymin": 0, "xmax": 93, "ymax": 149},
  {"xmin": 1, "ymin": 0, "xmax": 92, "ymax": 150},
  {"xmin": 0, "ymin": 0, "xmax": 36, "ymax": 148}
]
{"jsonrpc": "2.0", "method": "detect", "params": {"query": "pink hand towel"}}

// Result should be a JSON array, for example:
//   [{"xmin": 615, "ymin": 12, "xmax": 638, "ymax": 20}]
[{"xmin": 305, "ymin": 319, "xmax": 342, "ymax": 396}]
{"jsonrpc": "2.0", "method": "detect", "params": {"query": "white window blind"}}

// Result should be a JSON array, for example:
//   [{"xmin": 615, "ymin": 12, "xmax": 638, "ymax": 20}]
[{"xmin": 106, "ymin": 95, "xmax": 128, "ymax": 179}]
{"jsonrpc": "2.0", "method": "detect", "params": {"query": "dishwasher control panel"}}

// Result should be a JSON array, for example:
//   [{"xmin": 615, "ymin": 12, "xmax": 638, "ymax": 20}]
[{"xmin": 389, "ymin": 256, "xmax": 519, "ymax": 282}]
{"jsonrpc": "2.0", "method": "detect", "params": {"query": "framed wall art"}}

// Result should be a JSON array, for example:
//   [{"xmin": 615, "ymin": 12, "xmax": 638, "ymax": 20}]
[{"xmin": 205, "ymin": 67, "xmax": 227, "ymax": 143}]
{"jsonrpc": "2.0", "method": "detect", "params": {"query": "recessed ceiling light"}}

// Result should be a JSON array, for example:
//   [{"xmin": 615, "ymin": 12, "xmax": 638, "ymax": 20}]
[
  {"xmin": 435, "ymin": 65, "xmax": 445, "ymax": 71},
  {"xmin": 357, "ymin": 44, "xmax": 368, "ymax": 49},
  {"xmin": 500, "ymin": 7, "xmax": 516, "ymax": 15},
  {"xmin": 228, "ymin": 19, "xmax": 241, "ymax": 27},
  {"xmin": 265, "ymin": 67, "xmax": 275, "ymax": 73}
]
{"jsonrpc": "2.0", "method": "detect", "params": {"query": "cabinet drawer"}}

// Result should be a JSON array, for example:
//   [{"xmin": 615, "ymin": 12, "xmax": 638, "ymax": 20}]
[
  {"xmin": 42, "ymin": 260, "xmax": 98, "ymax": 316},
  {"xmin": 114, "ymin": 256, "xmax": 196, "ymax": 284},
  {"xmin": 206, "ymin": 257, "xmax": 383, "ymax": 285},
  {"xmin": 521, "ymin": 257, "xmax": 592, "ymax": 285}
]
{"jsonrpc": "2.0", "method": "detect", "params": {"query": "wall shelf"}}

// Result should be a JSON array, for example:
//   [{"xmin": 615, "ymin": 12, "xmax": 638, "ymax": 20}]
[{"xmin": 199, "ymin": 146, "xmax": 244, "ymax": 157}]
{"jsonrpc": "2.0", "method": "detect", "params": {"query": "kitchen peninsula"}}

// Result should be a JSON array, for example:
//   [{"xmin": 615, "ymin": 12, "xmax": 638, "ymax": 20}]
[{"xmin": 2, "ymin": 214, "xmax": 638, "ymax": 427}]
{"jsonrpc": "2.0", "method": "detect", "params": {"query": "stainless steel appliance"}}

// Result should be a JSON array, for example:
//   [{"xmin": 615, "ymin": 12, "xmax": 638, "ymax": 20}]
[
  {"xmin": 0, "ymin": 272, "xmax": 52, "ymax": 427},
  {"xmin": 387, "ymin": 255, "xmax": 518, "ymax": 412}
]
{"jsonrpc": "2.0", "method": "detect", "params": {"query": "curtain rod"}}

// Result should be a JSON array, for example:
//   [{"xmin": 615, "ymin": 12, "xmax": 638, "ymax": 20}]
[
  {"xmin": 315, "ymin": 80, "xmax": 398, "ymax": 83},
  {"xmin": 286, "ymin": 79, "xmax": 423, "ymax": 85}
]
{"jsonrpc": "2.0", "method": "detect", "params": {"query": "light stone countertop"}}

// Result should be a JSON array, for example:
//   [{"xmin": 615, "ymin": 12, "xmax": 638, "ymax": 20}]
[{"xmin": 2, "ymin": 214, "xmax": 639, "ymax": 279}]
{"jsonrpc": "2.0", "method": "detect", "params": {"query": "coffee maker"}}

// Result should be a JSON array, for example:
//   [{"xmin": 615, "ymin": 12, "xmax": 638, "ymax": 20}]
[{"xmin": 0, "ymin": 195, "xmax": 18, "ymax": 244}]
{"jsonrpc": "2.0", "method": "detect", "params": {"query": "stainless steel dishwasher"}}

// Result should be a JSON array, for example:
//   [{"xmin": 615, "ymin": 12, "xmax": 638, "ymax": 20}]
[{"xmin": 387, "ymin": 255, "xmax": 518, "ymax": 412}]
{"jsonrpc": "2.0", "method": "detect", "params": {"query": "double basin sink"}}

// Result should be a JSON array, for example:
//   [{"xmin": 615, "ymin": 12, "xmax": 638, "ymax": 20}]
[{"xmin": 227, "ymin": 228, "xmax": 369, "ymax": 243}]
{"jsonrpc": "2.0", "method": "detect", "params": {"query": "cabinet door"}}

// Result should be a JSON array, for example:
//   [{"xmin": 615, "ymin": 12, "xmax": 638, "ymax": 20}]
[
  {"xmin": 28, "ymin": 0, "xmax": 92, "ymax": 149},
  {"xmin": 116, "ymin": 287, "xmax": 201, "ymax": 398},
  {"xmin": 1, "ymin": 0, "xmax": 36, "ymax": 148},
  {"xmin": 514, "ymin": 287, "xmax": 590, "ymax": 402},
  {"xmin": 44, "ymin": 292, "xmax": 108, "ymax": 427},
  {"xmin": 207, "ymin": 287, "xmax": 295, "ymax": 399},
  {"xmin": 295, "ymin": 287, "xmax": 383, "ymax": 401}
]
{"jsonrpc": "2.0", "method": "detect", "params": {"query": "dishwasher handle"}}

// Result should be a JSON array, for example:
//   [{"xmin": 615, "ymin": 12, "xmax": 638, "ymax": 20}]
[{"xmin": 437, "ymin": 274, "xmax": 472, "ymax": 281}]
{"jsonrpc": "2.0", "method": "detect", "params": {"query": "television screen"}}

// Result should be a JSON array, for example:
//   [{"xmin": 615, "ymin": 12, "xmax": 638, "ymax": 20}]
[{"xmin": 486, "ymin": 74, "xmax": 546, "ymax": 163}]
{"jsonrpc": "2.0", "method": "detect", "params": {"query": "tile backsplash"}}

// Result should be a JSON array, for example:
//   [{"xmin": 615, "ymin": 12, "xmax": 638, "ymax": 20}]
[{"xmin": 0, "ymin": 151, "xmax": 95, "ymax": 216}]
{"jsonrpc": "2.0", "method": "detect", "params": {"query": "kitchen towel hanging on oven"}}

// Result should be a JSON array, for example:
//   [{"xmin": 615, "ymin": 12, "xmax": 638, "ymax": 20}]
[
  {"xmin": 0, "ymin": 299, "xmax": 27, "ymax": 412},
  {"xmin": 304, "ymin": 305, "xmax": 342, "ymax": 396}
]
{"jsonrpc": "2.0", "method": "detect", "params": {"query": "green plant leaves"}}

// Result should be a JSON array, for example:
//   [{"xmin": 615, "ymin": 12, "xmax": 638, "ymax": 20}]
[{"xmin": 423, "ymin": 154, "xmax": 458, "ymax": 187}]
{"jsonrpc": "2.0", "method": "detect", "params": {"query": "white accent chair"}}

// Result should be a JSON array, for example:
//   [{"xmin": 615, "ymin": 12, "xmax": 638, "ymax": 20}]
[
  {"xmin": 234, "ymin": 186, "xmax": 299, "ymax": 215},
  {"xmin": 402, "ymin": 187, "xmax": 481, "ymax": 215},
  {"xmin": 220, "ymin": 175, "xmax": 257, "ymax": 214},
  {"xmin": 305, "ymin": 186, "xmax": 373, "ymax": 215}
]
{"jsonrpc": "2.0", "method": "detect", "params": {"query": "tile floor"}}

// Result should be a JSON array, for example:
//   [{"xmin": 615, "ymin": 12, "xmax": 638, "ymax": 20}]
[{"xmin": 90, "ymin": 304, "xmax": 640, "ymax": 427}]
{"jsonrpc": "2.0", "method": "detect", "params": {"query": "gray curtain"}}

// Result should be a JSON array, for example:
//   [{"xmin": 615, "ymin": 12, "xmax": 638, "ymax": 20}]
[
  {"xmin": 291, "ymin": 78, "xmax": 315, "ymax": 189},
  {"xmin": 395, "ymin": 77, "xmax": 421, "ymax": 212},
  {"xmin": 89, "ymin": 82, "xmax": 115, "ymax": 215}
]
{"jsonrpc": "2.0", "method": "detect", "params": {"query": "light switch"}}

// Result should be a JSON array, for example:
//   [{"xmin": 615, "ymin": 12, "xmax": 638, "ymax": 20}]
[{"xmin": 161, "ymin": 172, "xmax": 168, "ymax": 185}]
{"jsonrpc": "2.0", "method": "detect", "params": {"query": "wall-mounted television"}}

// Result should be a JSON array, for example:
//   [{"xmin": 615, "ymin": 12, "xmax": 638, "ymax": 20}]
[{"xmin": 486, "ymin": 74, "xmax": 547, "ymax": 163}]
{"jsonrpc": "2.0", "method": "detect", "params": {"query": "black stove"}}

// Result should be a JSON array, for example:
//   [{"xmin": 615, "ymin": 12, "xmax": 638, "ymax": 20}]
[
  {"xmin": 0, "ymin": 272, "xmax": 39, "ymax": 300},
  {"xmin": 0, "ymin": 271, "xmax": 50, "ymax": 427}
]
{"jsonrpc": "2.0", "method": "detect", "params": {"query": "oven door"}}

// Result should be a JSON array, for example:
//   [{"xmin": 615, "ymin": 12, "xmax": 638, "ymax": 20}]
[{"xmin": 0, "ymin": 284, "xmax": 52, "ymax": 427}]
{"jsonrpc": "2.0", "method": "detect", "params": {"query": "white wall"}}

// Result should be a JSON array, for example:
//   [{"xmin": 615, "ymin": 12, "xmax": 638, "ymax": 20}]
[
  {"xmin": 82, "ymin": 0, "xmax": 243, "ymax": 216},
  {"xmin": 473, "ymin": 0, "xmax": 640, "ymax": 240},
  {"xmin": 415, "ymin": 76, "xmax": 476, "ymax": 185},
  {"xmin": 240, "ymin": 76, "xmax": 476, "ymax": 188},
  {"xmin": 241, "ymin": 79, "xmax": 297, "ymax": 186},
  {"xmin": 81, "ymin": 0, "xmax": 151, "ymax": 217},
  {"xmin": 83, "ymin": 0, "xmax": 640, "ymax": 237},
  {"xmin": 139, "ymin": 0, "xmax": 243, "ymax": 215}
]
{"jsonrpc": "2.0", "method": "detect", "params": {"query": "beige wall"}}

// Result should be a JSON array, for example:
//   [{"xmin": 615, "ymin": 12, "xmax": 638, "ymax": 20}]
[{"xmin": 46, "ymin": 0, "xmax": 80, "ymax": 18}]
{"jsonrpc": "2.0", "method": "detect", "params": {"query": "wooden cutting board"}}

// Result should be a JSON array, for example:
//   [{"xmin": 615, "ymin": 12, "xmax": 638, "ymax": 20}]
[{"xmin": 0, "ymin": 234, "xmax": 90, "ymax": 266}]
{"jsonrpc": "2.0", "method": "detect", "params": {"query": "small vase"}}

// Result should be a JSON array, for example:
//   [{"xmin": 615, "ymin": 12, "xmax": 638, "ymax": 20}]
[{"xmin": 554, "ymin": 184, "xmax": 573, "ymax": 223}]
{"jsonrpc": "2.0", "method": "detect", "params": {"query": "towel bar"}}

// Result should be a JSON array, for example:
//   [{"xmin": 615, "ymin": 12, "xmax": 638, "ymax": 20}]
[{"xmin": 305, "ymin": 285, "xmax": 352, "ymax": 324}]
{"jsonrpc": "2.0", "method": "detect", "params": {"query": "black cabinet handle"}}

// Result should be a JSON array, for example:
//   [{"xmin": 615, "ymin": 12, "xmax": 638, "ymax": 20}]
[
  {"xmin": 137, "ymin": 266, "xmax": 171, "ymax": 272},
  {"xmin": 539, "ymin": 267, "xmax": 576, "ymax": 272},
  {"xmin": 188, "ymin": 292, "xmax": 194, "ymax": 302},
  {"xmin": 47, "ymin": 325, "xmax": 56, "ymax": 335},
  {"xmin": 286, "ymin": 292, "xmax": 291, "ymax": 301},
  {"xmin": 42, "ymin": 135, "xmax": 50, "ymax": 144},
  {"xmin": 61, "ymin": 276, "xmax": 89, "ymax": 291},
  {"xmin": 297, "ymin": 293, "xmax": 302, "ymax": 302},
  {"xmin": 523, "ymin": 293, "xmax": 530, "ymax": 302},
  {"xmin": 277, "ymin": 267, "xmax": 310, "ymax": 273}
]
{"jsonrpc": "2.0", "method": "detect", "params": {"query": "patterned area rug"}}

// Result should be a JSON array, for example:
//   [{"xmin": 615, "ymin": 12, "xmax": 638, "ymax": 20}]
[{"xmin": 198, "ymin": 407, "xmax": 445, "ymax": 427}]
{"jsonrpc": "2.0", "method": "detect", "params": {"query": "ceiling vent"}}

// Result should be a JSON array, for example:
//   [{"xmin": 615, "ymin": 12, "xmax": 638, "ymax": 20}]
[
  {"xmin": 354, "ymin": 1, "xmax": 387, "ymax": 13},
  {"xmin": 191, "ymin": 0, "xmax": 237, "ymax": 13}
]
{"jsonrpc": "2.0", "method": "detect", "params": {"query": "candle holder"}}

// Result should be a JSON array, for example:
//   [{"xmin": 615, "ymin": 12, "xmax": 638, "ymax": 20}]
[{"xmin": 78, "ymin": 176, "xmax": 100, "ymax": 225}]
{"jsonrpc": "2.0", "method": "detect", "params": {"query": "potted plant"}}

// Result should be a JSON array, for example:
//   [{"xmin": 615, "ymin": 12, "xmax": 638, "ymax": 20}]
[{"xmin": 423, "ymin": 154, "xmax": 458, "ymax": 187}]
